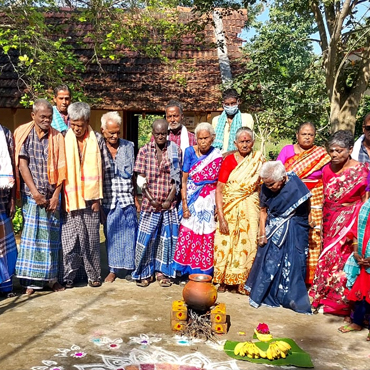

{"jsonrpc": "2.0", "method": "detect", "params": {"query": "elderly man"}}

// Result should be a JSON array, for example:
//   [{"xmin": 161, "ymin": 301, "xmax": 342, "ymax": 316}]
[
  {"xmin": 15, "ymin": 99, "xmax": 66, "ymax": 295},
  {"xmin": 0, "ymin": 123, "xmax": 17, "ymax": 297},
  {"xmin": 51, "ymin": 85, "xmax": 72, "ymax": 133},
  {"xmin": 133, "ymin": 119, "xmax": 181, "ymax": 287},
  {"xmin": 165, "ymin": 100, "xmax": 196, "ymax": 154},
  {"xmin": 212, "ymin": 88, "xmax": 254, "ymax": 153},
  {"xmin": 101, "ymin": 111, "xmax": 139, "ymax": 283},
  {"xmin": 352, "ymin": 113, "xmax": 370, "ymax": 163},
  {"xmin": 61, "ymin": 102, "xmax": 110, "ymax": 288}
]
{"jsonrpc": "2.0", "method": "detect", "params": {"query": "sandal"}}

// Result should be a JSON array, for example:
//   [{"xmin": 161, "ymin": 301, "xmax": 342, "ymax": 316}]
[
  {"xmin": 64, "ymin": 280, "xmax": 74, "ymax": 289},
  {"xmin": 156, "ymin": 273, "xmax": 172, "ymax": 287},
  {"xmin": 136, "ymin": 276, "xmax": 153, "ymax": 287},
  {"xmin": 367, "ymin": 331, "xmax": 370, "ymax": 341},
  {"xmin": 88, "ymin": 280, "xmax": 102, "ymax": 288},
  {"xmin": 338, "ymin": 324, "xmax": 362, "ymax": 333}
]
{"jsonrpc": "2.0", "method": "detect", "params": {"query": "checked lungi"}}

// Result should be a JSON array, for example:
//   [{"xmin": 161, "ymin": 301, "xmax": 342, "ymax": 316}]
[
  {"xmin": 103, "ymin": 203, "xmax": 137, "ymax": 272},
  {"xmin": 61, "ymin": 207, "xmax": 101, "ymax": 283},
  {"xmin": 132, "ymin": 208, "xmax": 179, "ymax": 280},
  {"xmin": 16, "ymin": 195, "xmax": 61, "ymax": 289},
  {"xmin": 0, "ymin": 191, "xmax": 17, "ymax": 293}
]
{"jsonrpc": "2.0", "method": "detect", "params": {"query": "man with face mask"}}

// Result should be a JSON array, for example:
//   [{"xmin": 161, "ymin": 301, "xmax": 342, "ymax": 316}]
[{"xmin": 212, "ymin": 89, "xmax": 254, "ymax": 153}]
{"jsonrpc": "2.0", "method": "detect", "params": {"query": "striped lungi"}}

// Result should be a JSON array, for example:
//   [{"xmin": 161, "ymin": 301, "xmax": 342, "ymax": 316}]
[
  {"xmin": 0, "ymin": 192, "xmax": 17, "ymax": 293},
  {"xmin": 15, "ymin": 195, "xmax": 61, "ymax": 286},
  {"xmin": 103, "ymin": 203, "xmax": 137, "ymax": 272},
  {"xmin": 132, "ymin": 208, "xmax": 179, "ymax": 280},
  {"xmin": 61, "ymin": 207, "xmax": 101, "ymax": 283}
]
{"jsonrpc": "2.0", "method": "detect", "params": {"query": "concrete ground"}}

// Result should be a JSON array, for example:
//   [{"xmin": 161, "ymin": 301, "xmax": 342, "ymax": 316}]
[{"xmin": 1, "ymin": 243, "xmax": 370, "ymax": 370}]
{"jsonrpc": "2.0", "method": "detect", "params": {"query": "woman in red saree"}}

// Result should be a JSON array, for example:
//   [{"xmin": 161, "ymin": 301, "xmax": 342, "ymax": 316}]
[
  {"xmin": 277, "ymin": 122, "xmax": 331, "ymax": 284},
  {"xmin": 309, "ymin": 130, "xmax": 369, "ymax": 316}
]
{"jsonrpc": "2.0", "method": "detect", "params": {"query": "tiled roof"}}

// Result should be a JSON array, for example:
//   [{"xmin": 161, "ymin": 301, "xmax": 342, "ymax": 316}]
[{"xmin": 0, "ymin": 7, "xmax": 247, "ymax": 111}]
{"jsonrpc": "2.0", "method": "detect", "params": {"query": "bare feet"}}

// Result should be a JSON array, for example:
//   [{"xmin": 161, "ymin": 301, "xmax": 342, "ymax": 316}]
[
  {"xmin": 338, "ymin": 323, "xmax": 362, "ymax": 333},
  {"xmin": 52, "ymin": 282, "xmax": 66, "ymax": 292},
  {"xmin": 104, "ymin": 272, "xmax": 116, "ymax": 283},
  {"xmin": 25, "ymin": 288, "xmax": 35, "ymax": 295},
  {"xmin": 343, "ymin": 316, "xmax": 352, "ymax": 324}
]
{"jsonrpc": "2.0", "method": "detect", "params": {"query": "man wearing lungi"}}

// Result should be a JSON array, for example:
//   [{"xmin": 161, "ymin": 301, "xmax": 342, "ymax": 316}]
[
  {"xmin": 61, "ymin": 102, "xmax": 110, "ymax": 288},
  {"xmin": 15, "ymin": 99, "xmax": 66, "ymax": 295},
  {"xmin": 101, "ymin": 111, "xmax": 139, "ymax": 283},
  {"xmin": 133, "ymin": 119, "xmax": 181, "ymax": 287},
  {"xmin": 51, "ymin": 85, "xmax": 72, "ymax": 133},
  {"xmin": 0, "ymin": 123, "xmax": 17, "ymax": 297}
]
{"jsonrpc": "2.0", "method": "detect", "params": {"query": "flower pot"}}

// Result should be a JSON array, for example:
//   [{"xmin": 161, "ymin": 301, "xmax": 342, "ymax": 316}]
[{"xmin": 182, "ymin": 274, "xmax": 217, "ymax": 311}]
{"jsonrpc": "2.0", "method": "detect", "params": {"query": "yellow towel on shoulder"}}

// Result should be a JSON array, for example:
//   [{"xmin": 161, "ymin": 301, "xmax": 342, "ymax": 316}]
[{"xmin": 64, "ymin": 126, "xmax": 102, "ymax": 212}]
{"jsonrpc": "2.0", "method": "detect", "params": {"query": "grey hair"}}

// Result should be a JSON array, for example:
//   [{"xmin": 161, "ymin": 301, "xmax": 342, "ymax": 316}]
[
  {"xmin": 165, "ymin": 100, "xmax": 183, "ymax": 114},
  {"xmin": 235, "ymin": 127, "xmax": 254, "ymax": 141},
  {"xmin": 326, "ymin": 130, "xmax": 354, "ymax": 150},
  {"xmin": 195, "ymin": 122, "xmax": 215, "ymax": 137},
  {"xmin": 101, "ymin": 111, "xmax": 122, "ymax": 129},
  {"xmin": 260, "ymin": 161, "xmax": 286, "ymax": 182},
  {"xmin": 68, "ymin": 102, "xmax": 90, "ymax": 121},
  {"xmin": 33, "ymin": 99, "xmax": 53, "ymax": 113}
]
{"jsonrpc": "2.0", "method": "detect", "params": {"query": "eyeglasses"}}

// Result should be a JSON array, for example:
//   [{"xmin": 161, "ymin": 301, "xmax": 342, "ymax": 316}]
[{"xmin": 364, "ymin": 126, "xmax": 370, "ymax": 131}]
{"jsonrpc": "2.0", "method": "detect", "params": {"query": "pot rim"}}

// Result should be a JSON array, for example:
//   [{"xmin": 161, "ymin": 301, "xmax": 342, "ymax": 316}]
[{"xmin": 188, "ymin": 274, "xmax": 212, "ymax": 283}]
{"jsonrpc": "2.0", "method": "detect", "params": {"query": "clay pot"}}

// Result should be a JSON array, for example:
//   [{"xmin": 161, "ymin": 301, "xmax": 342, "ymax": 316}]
[{"xmin": 182, "ymin": 274, "xmax": 217, "ymax": 311}]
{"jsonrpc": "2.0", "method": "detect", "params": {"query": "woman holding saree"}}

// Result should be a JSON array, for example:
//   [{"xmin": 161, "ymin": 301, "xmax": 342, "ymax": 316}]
[
  {"xmin": 309, "ymin": 130, "xmax": 369, "ymax": 316},
  {"xmin": 173, "ymin": 122, "xmax": 223, "ymax": 277},
  {"xmin": 277, "ymin": 122, "xmax": 331, "ymax": 284},
  {"xmin": 213, "ymin": 127, "xmax": 263, "ymax": 294},
  {"xmin": 245, "ymin": 161, "xmax": 312, "ymax": 314}
]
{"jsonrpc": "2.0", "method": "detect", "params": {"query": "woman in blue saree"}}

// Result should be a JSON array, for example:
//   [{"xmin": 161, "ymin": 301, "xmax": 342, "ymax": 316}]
[{"xmin": 245, "ymin": 161, "xmax": 312, "ymax": 314}]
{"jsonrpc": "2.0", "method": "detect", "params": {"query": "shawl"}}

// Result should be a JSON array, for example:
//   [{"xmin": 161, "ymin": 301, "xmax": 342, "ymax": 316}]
[
  {"xmin": 51, "ymin": 106, "xmax": 69, "ymax": 133},
  {"xmin": 64, "ymin": 126, "xmax": 102, "ymax": 212},
  {"xmin": 222, "ymin": 150, "xmax": 263, "ymax": 213},
  {"xmin": 0, "ymin": 125, "xmax": 14, "ymax": 189},
  {"xmin": 352, "ymin": 135, "xmax": 364, "ymax": 161},
  {"xmin": 14, "ymin": 121, "xmax": 66, "ymax": 195},
  {"xmin": 114, "ymin": 139, "xmax": 134, "ymax": 179},
  {"xmin": 214, "ymin": 110, "xmax": 242, "ymax": 151},
  {"xmin": 284, "ymin": 145, "xmax": 331, "ymax": 179},
  {"xmin": 178, "ymin": 125, "xmax": 190, "ymax": 155},
  {"xmin": 344, "ymin": 199, "xmax": 370, "ymax": 288},
  {"xmin": 167, "ymin": 141, "xmax": 181, "ymax": 194}
]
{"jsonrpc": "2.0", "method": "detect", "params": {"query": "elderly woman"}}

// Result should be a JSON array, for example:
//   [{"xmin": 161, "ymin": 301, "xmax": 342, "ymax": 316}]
[
  {"xmin": 310, "ymin": 130, "xmax": 369, "ymax": 316},
  {"xmin": 245, "ymin": 161, "xmax": 312, "ymax": 314},
  {"xmin": 173, "ymin": 122, "xmax": 223, "ymax": 277},
  {"xmin": 277, "ymin": 122, "xmax": 331, "ymax": 284},
  {"xmin": 213, "ymin": 127, "xmax": 263, "ymax": 294}
]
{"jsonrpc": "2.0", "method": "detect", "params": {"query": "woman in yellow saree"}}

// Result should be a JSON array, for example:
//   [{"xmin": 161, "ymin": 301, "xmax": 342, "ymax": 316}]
[{"xmin": 213, "ymin": 127, "xmax": 263, "ymax": 294}]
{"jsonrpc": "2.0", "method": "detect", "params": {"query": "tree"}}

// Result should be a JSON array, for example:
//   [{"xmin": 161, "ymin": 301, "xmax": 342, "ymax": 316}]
[
  {"xmin": 233, "ymin": 5, "xmax": 329, "ymax": 154},
  {"xmin": 0, "ymin": 1, "xmax": 211, "ymax": 105}
]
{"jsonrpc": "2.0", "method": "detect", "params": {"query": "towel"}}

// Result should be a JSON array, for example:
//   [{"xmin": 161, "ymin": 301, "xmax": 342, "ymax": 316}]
[{"xmin": 64, "ymin": 126, "xmax": 103, "ymax": 212}]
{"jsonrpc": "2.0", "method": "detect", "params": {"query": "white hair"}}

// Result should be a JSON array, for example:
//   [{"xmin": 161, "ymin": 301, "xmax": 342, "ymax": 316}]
[
  {"xmin": 235, "ymin": 127, "xmax": 255, "ymax": 141},
  {"xmin": 195, "ymin": 122, "xmax": 215, "ymax": 137},
  {"xmin": 68, "ymin": 102, "xmax": 90, "ymax": 121},
  {"xmin": 260, "ymin": 161, "xmax": 286, "ymax": 182},
  {"xmin": 101, "ymin": 111, "xmax": 122, "ymax": 129}
]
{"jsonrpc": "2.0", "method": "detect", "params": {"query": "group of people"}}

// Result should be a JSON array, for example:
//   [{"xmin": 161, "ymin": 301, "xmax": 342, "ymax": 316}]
[{"xmin": 1, "ymin": 85, "xmax": 370, "ymax": 341}]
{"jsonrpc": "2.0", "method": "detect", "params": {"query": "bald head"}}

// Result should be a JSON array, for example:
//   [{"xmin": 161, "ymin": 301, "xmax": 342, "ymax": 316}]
[{"xmin": 152, "ymin": 119, "xmax": 168, "ymax": 147}]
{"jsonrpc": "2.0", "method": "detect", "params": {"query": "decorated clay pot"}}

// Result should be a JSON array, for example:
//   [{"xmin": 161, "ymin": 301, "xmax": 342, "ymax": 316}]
[{"xmin": 182, "ymin": 274, "xmax": 217, "ymax": 311}]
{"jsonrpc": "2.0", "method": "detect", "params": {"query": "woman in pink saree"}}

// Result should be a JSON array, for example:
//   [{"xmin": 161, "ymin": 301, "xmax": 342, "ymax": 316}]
[
  {"xmin": 310, "ymin": 130, "xmax": 369, "ymax": 316},
  {"xmin": 173, "ymin": 122, "xmax": 223, "ymax": 277}
]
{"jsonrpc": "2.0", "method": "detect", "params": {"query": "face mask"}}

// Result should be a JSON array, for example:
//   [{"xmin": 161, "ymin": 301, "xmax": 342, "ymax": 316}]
[{"xmin": 223, "ymin": 105, "xmax": 239, "ymax": 116}]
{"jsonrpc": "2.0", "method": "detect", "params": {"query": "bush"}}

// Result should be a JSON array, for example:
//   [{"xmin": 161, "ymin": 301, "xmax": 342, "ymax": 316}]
[{"xmin": 12, "ymin": 206, "xmax": 23, "ymax": 234}]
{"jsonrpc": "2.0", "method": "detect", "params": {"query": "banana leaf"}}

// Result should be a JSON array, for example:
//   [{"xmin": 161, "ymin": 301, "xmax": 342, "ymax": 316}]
[{"xmin": 224, "ymin": 338, "xmax": 314, "ymax": 368}]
